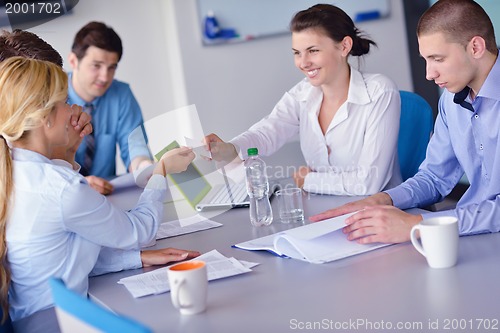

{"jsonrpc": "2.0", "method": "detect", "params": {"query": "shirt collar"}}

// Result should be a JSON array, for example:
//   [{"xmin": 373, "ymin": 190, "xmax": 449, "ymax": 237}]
[
  {"xmin": 296, "ymin": 66, "xmax": 371, "ymax": 105},
  {"xmin": 12, "ymin": 148, "xmax": 50, "ymax": 163},
  {"xmin": 452, "ymin": 51, "xmax": 500, "ymax": 111},
  {"xmin": 453, "ymin": 86, "xmax": 473, "ymax": 112},
  {"xmin": 67, "ymin": 72, "xmax": 99, "ymax": 108},
  {"xmin": 12, "ymin": 148, "xmax": 74, "ymax": 170},
  {"xmin": 475, "ymin": 51, "xmax": 500, "ymax": 101},
  {"xmin": 347, "ymin": 67, "xmax": 371, "ymax": 105}
]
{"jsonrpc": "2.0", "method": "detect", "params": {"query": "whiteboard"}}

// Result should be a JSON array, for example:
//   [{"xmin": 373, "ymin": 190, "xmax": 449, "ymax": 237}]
[{"xmin": 196, "ymin": 0, "xmax": 390, "ymax": 45}]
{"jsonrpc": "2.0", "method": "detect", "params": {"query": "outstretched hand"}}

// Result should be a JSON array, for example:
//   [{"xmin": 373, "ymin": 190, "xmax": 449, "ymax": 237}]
[
  {"xmin": 141, "ymin": 248, "xmax": 201, "ymax": 267},
  {"xmin": 153, "ymin": 146, "xmax": 195, "ymax": 176},
  {"xmin": 292, "ymin": 166, "xmax": 311, "ymax": 188},
  {"xmin": 342, "ymin": 205, "xmax": 422, "ymax": 244},
  {"xmin": 309, "ymin": 192, "xmax": 394, "ymax": 222},
  {"xmin": 203, "ymin": 133, "xmax": 239, "ymax": 164},
  {"xmin": 309, "ymin": 192, "xmax": 422, "ymax": 244}
]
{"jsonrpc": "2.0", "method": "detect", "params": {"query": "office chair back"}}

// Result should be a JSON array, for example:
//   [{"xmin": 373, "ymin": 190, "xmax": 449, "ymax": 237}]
[
  {"xmin": 49, "ymin": 278, "xmax": 152, "ymax": 333},
  {"xmin": 398, "ymin": 91, "xmax": 434, "ymax": 181},
  {"xmin": 0, "ymin": 310, "xmax": 13, "ymax": 333}
]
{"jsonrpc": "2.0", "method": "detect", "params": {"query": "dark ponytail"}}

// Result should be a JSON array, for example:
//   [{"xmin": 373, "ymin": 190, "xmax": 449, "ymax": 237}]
[{"xmin": 290, "ymin": 4, "xmax": 376, "ymax": 57}]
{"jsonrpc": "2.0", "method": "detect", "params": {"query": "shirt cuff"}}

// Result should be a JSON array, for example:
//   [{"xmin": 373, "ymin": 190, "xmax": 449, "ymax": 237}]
[
  {"xmin": 228, "ymin": 140, "xmax": 245, "ymax": 160},
  {"xmin": 384, "ymin": 186, "xmax": 410, "ymax": 209},
  {"xmin": 145, "ymin": 174, "xmax": 167, "ymax": 190},
  {"xmin": 421, "ymin": 209, "xmax": 457, "ymax": 221}
]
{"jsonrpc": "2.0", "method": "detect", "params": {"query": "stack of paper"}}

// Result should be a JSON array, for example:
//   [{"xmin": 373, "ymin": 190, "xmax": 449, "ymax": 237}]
[{"xmin": 118, "ymin": 250, "xmax": 258, "ymax": 298}]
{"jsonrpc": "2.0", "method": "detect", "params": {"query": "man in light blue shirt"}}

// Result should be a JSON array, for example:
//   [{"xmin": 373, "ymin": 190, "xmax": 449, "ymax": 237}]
[
  {"xmin": 68, "ymin": 21, "xmax": 153, "ymax": 194},
  {"xmin": 310, "ymin": 0, "xmax": 500, "ymax": 243}
]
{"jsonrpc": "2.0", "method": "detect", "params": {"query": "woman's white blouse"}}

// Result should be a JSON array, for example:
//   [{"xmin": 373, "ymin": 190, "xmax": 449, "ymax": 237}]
[
  {"xmin": 231, "ymin": 67, "xmax": 402, "ymax": 195},
  {"xmin": 6, "ymin": 148, "xmax": 166, "ymax": 321}
]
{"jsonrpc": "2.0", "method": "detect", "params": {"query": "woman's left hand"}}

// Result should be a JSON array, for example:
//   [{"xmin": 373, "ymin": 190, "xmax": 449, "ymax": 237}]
[
  {"xmin": 140, "ymin": 248, "xmax": 201, "ymax": 267},
  {"xmin": 292, "ymin": 166, "xmax": 311, "ymax": 188}
]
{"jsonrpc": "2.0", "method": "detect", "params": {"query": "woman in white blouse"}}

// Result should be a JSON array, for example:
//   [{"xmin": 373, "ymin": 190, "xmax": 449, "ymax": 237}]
[
  {"xmin": 205, "ymin": 4, "xmax": 402, "ymax": 196},
  {"xmin": 0, "ymin": 57, "xmax": 198, "ymax": 330}
]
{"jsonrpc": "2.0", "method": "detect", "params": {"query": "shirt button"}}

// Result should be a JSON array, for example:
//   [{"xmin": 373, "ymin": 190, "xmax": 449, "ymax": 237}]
[
  {"xmin": 474, "ymin": 114, "xmax": 479, "ymax": 119},
  {"xmin": 480, "ymin": 144, "xmax": 484, "ymax": 150}
]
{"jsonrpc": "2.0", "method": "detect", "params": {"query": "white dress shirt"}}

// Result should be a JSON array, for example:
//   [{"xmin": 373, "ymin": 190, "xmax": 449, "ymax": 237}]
[
  {"xmin": 6, "ymin": 148, "xmax": 166, "ymax": 321},
  {"xmin": 231, "ymin": 67, "xmax": 402, "ymax": 195}
]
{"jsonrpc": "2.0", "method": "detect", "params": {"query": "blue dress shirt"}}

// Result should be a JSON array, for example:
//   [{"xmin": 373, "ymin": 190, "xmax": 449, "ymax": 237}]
[
  {"xmin": 6, "ymin": 148, "xmax": 166, "ymax": 321},
  {"xmin": 68, "ymin": 73, "xmax": 152, "ymax": 178},
  {"xmin": 386, "ymin": 55, "xmax": 500, "ymax": 235}
]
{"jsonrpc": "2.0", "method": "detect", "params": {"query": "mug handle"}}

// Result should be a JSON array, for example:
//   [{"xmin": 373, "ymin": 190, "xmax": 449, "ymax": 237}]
[
  {"xmin": 410, "ymin": 225, "xmax": 426, "ymax": 258},
  {"xmin": 172, "ymin": 278, "xmax": 193, "ymax": 310}
]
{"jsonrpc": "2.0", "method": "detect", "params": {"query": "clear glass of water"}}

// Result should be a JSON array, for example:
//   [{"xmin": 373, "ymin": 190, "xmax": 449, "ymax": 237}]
[{"xmin": 275, "ymin": 187, "xmax": 304, "ymax": 223}]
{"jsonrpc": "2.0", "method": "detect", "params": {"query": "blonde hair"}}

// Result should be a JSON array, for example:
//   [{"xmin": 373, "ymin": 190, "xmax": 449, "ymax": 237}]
[{"xmin": 0, "ymin": 56, "xmax": 67, "ymax": 323}]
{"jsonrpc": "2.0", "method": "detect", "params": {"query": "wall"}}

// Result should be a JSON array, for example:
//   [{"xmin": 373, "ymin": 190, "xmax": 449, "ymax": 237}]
[
  {"xmin": 4, "ymin": 0, "xmax": 412, "ymax": 145},
  {"xmin": 174, "ymin": 0, "xmax": 413, "ymax": 140},
  {"xmin": 19, "ymin": 0, "xmax": 180, "ymax": 122}
]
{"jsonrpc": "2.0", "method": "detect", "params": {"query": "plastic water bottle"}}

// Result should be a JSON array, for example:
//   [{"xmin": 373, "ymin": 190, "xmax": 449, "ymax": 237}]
[
  {"xmin": 244, "ymin": 148, "xmax": 273, "ymax": 227},
  {"xmin": 204, "ymin": 10, "xmax": 220, "ymax": 39}
]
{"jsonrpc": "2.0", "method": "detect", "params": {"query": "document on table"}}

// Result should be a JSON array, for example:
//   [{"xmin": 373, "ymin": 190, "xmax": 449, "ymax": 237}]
[
  {"xmin": 234, "ymin": 212, "xmax": 391, "ymax": 264},
  {"xmin": 118, "ymin": 250, "xmax": 258, "ymax": 298},
  {"xmin": 156, "ymin": 219, "xmax": 222, "ymax": 240}
]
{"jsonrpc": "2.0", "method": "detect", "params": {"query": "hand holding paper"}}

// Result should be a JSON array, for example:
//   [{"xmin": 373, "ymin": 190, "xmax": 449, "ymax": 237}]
[{"xmin": 185, "ymin": 136, "xmax": 212, "ymax": 159}]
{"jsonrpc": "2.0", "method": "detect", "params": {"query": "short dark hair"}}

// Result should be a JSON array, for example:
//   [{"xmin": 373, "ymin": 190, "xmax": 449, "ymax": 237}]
[
  {"xmin": 0, "ymin": 29, "xmax": 63, "ymax": 66},
  {"xmin": 417, "ymin": 0, "xmax": 497, "ymax": 54},
  {"xmin": 290, "ymin": 4, "xmax": 376, "ymax": 57},
  {"xmin": 71, "ymin": 21, "xmax": 123, "ymax": 61}
]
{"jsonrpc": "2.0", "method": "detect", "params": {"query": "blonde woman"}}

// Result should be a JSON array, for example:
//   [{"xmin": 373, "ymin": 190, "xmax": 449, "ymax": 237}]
[{"xmin": 0, "ymin": 57, "xmax": 198, "ymax": 331}]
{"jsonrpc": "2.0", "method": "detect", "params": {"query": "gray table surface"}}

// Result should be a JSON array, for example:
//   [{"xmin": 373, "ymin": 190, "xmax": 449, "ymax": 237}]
[{"xmin": 89, "ymin": 180, "xmax": 500, "ymax": 333}]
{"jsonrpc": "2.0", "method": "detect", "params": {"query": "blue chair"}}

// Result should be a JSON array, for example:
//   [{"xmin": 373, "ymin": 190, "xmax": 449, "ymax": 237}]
[
  {"xmin": 49, "ymin": 278, "xmax": 152, "ymax": 333},
  {"xmin": 398, "ymin": 91, "xmax": 434, "ymax": 181}
]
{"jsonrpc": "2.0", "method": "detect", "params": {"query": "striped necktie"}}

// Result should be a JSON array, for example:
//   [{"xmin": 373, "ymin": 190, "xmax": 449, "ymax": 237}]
[{"xmin": 80, "ymin": 103, "xmax": 95, "ymax": 176}]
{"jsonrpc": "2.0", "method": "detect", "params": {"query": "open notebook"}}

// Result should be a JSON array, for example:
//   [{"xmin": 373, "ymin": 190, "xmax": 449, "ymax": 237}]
[{"xmin": 233, "ymin": 213, "xmax": 391, "ymax": 264}]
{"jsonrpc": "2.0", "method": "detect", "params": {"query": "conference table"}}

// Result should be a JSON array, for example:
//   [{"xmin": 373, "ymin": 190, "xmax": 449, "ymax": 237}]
[{"xmin": 89, "ymin": 170, "xmax": 500, "ymax": 333}]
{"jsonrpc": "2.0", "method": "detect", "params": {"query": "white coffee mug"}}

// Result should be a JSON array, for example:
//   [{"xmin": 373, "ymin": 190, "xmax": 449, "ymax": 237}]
[
  {"xmin": 167, "ymin": 260, "xmax": 208, "ymax": 315},
  {"xmin": 410, "ymin": 216, "xmax": 459, "ymax": 268}
]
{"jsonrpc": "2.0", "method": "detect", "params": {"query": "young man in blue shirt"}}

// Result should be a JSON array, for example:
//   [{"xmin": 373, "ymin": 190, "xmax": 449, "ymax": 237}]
[
  {"xmin": 311, "ymin": 0, "xmax": 500, "ymax": 243},
  {"xmin": 68, "ymin": 21, "xmax": 153, "ymax": 194}
]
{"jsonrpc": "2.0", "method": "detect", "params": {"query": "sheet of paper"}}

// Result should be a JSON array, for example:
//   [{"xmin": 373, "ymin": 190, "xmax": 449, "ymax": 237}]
[
  {"xmin": 185, "ymin": 136, "xmax": 212, "ymax": 159},
  {"xmin": 232, "ymin": 234, "xmax": 283, "ymax": 256},
  {"xmin": 178, "ymin": 214, "xmax": 211, "ymax": 227},
  {"xmin": 118, "ymin": 250, "xmax": 258, "ymax": 298},
  {"xmin": 284, "ymin": 212, "xmax": 356, "ymax": 241},
  {"xmin": 156, "ymin": 219, "xmax": 222, "ymax": 240},
  {"xmin": 109, "ymin": 173, "xmax": 137, "ymax": 190},
  {"xmin": 275, "ymin": 229, "xmax": 390, "ymax": 264}
]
